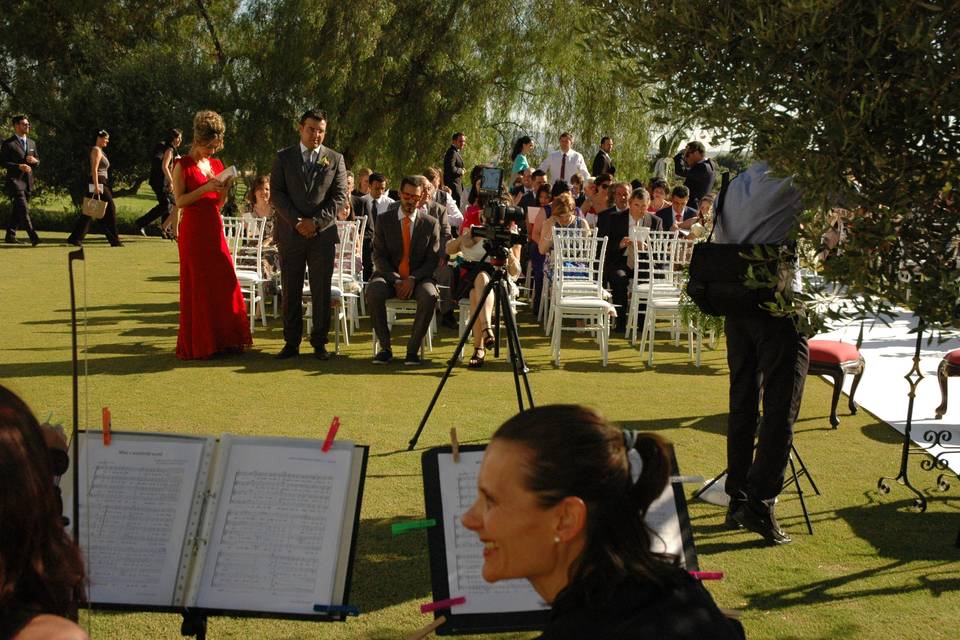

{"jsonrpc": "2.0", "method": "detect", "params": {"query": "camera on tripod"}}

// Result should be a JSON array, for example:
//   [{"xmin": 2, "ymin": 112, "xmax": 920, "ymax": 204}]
[{"xmin": 470, "ymin": 167, "xmax": 527, "ymax": 259}]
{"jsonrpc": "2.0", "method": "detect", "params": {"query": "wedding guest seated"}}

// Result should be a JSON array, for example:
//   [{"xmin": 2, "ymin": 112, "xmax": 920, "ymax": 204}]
[
  {"xmin": 538, "ymin": 192, "xmax": 590, "ymax": 258},
  {"xmin": 655, "ymin": 185, "xmax": 698, "ymax": 232},
  {"xmin": 365, "ymin": 176, "xmax": 441, "ymax": 365},
  {"xmin": 242, "ymin": 175, "xmax": 281, "ymax": 294},
  {"xmin": 446, "ymin": 192, "xmax": 522, "ymax": 368},
  {"xmin": 0, "ymin": 385, "xmax": 88, "ymax": 640},
  {"xmin": 647, "ymin": 177, "xmax": 669, "ymax": 214},
  {"xmin": 462, "ymin": 404, "xmax": 745, "ymax": 640},
  {"xmin": 528, "ymin": 183, "xmax": 554, "ymax": 312}
]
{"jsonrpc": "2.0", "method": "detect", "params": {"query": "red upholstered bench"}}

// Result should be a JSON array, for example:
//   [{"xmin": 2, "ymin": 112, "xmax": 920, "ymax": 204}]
[
  {"xmin": 807, "ymin": 339, "xmax": 865, "ymax": 428},
  {"xmin": 935, "ymin": 349, "xmax": 960, "ymax": 419}
]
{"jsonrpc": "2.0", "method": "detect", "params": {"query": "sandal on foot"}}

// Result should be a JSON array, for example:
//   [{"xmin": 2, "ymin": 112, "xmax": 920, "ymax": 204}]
[
  {"xmin": 468, "ymin": 348, "xmax": 486, "ymax": 368},
  {"xmin": 482, "ymin": 328, "xmax": 496, "ymax": 350}
]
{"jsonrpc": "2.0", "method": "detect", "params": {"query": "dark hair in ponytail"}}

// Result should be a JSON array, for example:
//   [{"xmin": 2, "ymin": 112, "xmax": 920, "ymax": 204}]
[{"xmin": 492, "ymin": 404, "xmax": 676, "ymax": 603}]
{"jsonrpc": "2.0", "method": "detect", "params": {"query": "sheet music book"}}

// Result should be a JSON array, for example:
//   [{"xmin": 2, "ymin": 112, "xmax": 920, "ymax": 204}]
[
  {"xmin": 421, "ymin": 444, "xmax": 697, "ymax": 635},
  {"xmin": 215, "ymin": 165, "xmax": 238, "ymax": 182},
  {"xmin": 526, "ymin": 206, "xmax": 543, "ymax": 225},
  {"xmin": 62, "ymin": 431, "xmax": 367, "ymax": 621}
]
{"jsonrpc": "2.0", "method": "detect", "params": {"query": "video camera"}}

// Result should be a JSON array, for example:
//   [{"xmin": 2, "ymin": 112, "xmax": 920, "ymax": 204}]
[{"xmin": 470, "ymin": 167, "xmax": 526, "ymax": 258}]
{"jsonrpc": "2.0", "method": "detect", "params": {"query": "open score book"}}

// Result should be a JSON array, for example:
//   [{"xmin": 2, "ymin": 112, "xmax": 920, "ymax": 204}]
[{"xmin": 63, "ymin": 431, "xmax": 367, "ymax": 619}]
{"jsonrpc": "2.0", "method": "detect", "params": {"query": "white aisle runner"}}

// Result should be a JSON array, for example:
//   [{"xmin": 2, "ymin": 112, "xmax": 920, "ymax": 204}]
[{"xmin": 818, "ymin": 310, "xmax": 960, "ymax": 476}]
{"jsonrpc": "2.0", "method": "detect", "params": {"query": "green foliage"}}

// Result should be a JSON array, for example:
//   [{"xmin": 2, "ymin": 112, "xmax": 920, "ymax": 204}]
[
  {"xmin": 0, "ymin": 0, "xmax": 656, "ymax": 202},
  {"xmin": 589, "ymin": 0, "xmax": 960, "ymax": 329}
]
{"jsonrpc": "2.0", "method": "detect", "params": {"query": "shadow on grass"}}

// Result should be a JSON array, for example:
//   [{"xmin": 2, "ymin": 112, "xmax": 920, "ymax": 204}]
[
  {"xmin": 618, "ymin": 413, "xmax": 728, "ymax": 436},
  {"xmin": 743, "ymin": 497, "xmax": 960, "ymax": 614},
  {"xmin": 350, "ymin": 517, "xmax": 432, "ymax": 614},
  {"xmin": 860, "ymin": 420, "xmax": 908, "ymax": 444}
]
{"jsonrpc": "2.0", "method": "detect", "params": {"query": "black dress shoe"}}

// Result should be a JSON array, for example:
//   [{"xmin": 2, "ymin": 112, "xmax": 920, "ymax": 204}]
[
  {"xmin": 66, "ymin": 238, "xmax": 82, "ymax": 247},
  {"xmin": 404, "ymin": 352, "xmax": 423, "ymax": 366},
  {"xmin": 5, "ymin": 236, "xmax": 19, "ymax": 244},
  {"xmin": 732, "ymin": 496, "xmax": 791, "ymax": 545},
  {"xmin": 372, "ymin": 349, "xmax": 393, "ymax": 364},
  {"xmin": 313, "ymin": 346, "xmax": 331, "ymax": 360},
  {"xmin": 30, "ymin": 235, "xmax": 40, "ymax": 247},
  {"xmin": 725, "ymin": 495, "xmax": 746, "ymax": 530},
  {"xmin": 275, "ymin": 344, "xmax": 300, "ymax": 359}
]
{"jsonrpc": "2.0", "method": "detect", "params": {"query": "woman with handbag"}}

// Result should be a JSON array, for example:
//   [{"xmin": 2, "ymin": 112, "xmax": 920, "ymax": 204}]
[{"xmin": 66, "ymin": 129, "xmax": 122, "ymax": 247}]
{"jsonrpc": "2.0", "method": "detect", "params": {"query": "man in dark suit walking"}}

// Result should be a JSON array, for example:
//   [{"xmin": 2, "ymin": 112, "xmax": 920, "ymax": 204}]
[
  {"xmin": 2, "ymin": 115, "xmax": 40, "ymax": 245},
  {"xmin": 365, "ymin": 176, "xmax": 441, "ymax": 366},
  {"xmin": 270, "ymin": 109, "xmax": 348, "ymax": 360},
  {"xmin": 443, "ymin": 132, "xmax": 466, "ymax": 207},
  {"xmin": 591, "ymin": 136, "xmax": 616, "ymax": 178},
  {"xmin": 673, "ymin": 141, "xmax": 716, "ymax": 209}
]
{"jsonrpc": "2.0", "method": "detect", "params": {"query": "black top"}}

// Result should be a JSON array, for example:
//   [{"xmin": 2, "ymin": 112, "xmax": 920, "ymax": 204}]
[
  {"xmin": 149, "ymin": 141, "xmax": 174, "ymax": 186},
  {"xmin": 672, "ymin": 155, "xmax": 716, "ymax": 209},
  {"xmin": 0, "ymin": 603, "xmax": 39, "ymax": 639},
  {"xmin": 539, "ymin": 570, "xmax": 745, "ymax": 640},
  {"xmin": 592, "ymin": 149, "xmax": 616, "ymax": 177}
]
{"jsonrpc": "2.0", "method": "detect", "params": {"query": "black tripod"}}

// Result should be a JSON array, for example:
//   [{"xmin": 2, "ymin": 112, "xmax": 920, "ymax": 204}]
[{"xmin": 408, "ymin": 250, "xmax": 534, "ymax": 450}]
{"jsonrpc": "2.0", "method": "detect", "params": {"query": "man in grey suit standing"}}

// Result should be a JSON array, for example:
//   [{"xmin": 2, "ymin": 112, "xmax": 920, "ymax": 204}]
[
  {"xmin": 365, "ymin": 175, "xmax": 441, "ymax": 365},
  {"xmin": 271, "ymin": 109, "xmax": 348, "ymax": 360}
]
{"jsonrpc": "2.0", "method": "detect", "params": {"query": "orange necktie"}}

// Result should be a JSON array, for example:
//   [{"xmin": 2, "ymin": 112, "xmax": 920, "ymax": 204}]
[{"xmin": 399, "ymin": 215, "xmax": 412, "ymax": 279}]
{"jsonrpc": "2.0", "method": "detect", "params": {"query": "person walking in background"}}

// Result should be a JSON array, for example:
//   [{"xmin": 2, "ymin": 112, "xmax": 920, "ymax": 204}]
[
  {"xmin": 136, "ymin": 128, "xmax": 182, "ymax": 236},
  {"xmin": 511, "ymin": 135, "xmax": 534, "ymax": 178},
  {"xmin": 270, "ymin": 108, "xmax": 348, "ymax": 361},
  {"xmin": 171, "ymin": 110, "xmax": 251, "ymax": 359},
  {"xmin": 2, "ymin": 115, "xmax": 41, "ymax": 246},
  {"xmin": 443, "ymin": 131, "xmax": 467, "ymax": 207},
  {"xmin": 673, "ymin": 140, "xmax": 715, "ymax": 209},
  {"xmin": 538, "ymin": 132, "xmax": 590, "ymax": 187},
  {"xmin": 66, "ymin": 130, "xmax": 122, "ymax": 247},
  {"xmin": 591, "ymin": 135, "xmax": 616, "ymax": 177}
]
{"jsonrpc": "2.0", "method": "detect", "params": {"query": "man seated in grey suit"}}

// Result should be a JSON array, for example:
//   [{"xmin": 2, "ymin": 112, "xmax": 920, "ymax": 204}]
[{"xmin": 365, "ymin": 175, "xmax": 441, "ymax": 365}]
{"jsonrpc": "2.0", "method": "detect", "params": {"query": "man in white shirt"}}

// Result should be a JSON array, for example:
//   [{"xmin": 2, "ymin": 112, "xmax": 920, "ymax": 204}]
[
  {"xmin": 537, "ymin": 132, "xmax": 590, "ymax": 186},
  {"xmin": 359, "ymin": 172, "xmax": 395, "ymax": 281}
]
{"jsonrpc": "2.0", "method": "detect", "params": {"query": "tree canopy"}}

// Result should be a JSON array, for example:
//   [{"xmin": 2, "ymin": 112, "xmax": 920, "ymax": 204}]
[
  {"xmin": 0, "ymin": 0, "xmax": 654, "ymax": 197},
  {"xmin": 589, "ymin": 0, "xmax": 960, "ymax": 329}
]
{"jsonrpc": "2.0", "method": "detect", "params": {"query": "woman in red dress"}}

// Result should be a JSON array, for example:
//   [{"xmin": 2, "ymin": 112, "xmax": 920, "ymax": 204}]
[{"xmin": 171, "ymin": 110, "xmax": 252, "ymax": 359}]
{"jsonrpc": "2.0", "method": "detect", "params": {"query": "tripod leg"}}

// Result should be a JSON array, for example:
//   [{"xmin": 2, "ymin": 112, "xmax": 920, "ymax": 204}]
[
  {"xmin": 498, "ymin": 280, "xmax": 535, "ymax": 409},
  {"xmin": 409, "ymin": 278, "xmax": 500, "ymax": 451},
  {"xmin": 790, "ymin": 444, "xmax": 821, "ymax": 496},
  {"xmin": 692, "ymin": 468, "xmax": 728, "ymax": 500},
  {"xmin": 494, "ymin": 281, "xmax": 525, "ymax": 411},
  {"xmin": 787, "ymin": 453, "xmax": 813, "ymax": 535}
]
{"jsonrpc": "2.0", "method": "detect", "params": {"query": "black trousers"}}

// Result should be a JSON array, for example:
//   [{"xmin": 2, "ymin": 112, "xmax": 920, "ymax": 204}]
[
  {"xmin": 724, "ymin": 313, "xmax": 809, "ymax": 501},
  {"xmin": 135, "ymin": 181, "xmax": 173, "ymax": 229},
  {"xmin": 606, "ymin": 265, "xmax": 633, "ymax": 331},
  {"xmin": 5, "ymin": 186, "xmax": 37, "ymax": 241},
  {"xmin": 280, "ymin": 238, "xmax": 335, "ymax": 348},
  {"xmin": 68, "ymin": 185, "xmax": 121, "ymax": 246}
]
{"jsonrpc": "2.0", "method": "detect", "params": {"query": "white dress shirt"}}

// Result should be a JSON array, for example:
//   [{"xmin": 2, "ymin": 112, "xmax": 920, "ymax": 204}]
[{"xmin": 538, "ymin": 149, "xmax": 590, "ymax": 184}]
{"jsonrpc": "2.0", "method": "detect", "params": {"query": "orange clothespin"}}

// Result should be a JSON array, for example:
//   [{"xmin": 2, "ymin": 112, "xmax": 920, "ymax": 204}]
[
  {"xmin": 406, "ymin": 615, "xmax": 447, "ymax": 640},
  {"xmin": 450, "ymin": 428, "xmax": 460, "ymax": 463},
  {"xmin": 102, "ymin": 407, "xmax": 112, "ymax": 446}
]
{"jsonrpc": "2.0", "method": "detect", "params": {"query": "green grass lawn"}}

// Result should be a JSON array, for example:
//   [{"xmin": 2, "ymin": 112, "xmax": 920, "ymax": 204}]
[{"xmin": 1, "ymin": 234, "xmax": 957, "ymax": 639}]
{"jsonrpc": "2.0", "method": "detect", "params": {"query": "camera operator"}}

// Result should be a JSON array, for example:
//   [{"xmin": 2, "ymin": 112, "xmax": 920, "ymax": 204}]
[
  {"xmin": 715, "ymin": 161, "xmax": 807, "ymax": 545},
  {"xmin": 447, "ymin": 174, "xmax": 522, "ymax": 368}
]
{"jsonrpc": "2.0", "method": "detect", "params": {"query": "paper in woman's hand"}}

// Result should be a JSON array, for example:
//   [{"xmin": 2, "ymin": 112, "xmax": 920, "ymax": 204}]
[{"xmin": 215, "ymin": 165, "xmax": 238, "ymax": 182}]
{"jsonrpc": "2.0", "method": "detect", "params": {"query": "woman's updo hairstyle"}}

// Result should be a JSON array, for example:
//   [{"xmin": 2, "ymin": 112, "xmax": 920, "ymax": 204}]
[
  {"xmin": 551, "ymin": 192, "xmax": 576, "ymax": 219},
  {"xmin": 492, "ymin": 404, "xmax": 675, "ymax": 599},
  {"xmin": 192, "ymin": 110, "xmax": 225, "ymax": 149}
]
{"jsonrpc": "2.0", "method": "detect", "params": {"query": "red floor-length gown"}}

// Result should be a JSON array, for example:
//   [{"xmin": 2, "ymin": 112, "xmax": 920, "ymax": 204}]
[{"xmin": 175, "ymin": 156, "xmax": 252, "ymax": 359}]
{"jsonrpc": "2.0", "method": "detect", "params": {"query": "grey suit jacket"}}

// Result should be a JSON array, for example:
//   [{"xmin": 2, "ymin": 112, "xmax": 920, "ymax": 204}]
[
  {"xmin": 372, "ymin": 203, "xmax": 441, "ymax": 284},
  {"xmin": 270, "ymin": 143, "xmax": 347, "ymax": 246}
]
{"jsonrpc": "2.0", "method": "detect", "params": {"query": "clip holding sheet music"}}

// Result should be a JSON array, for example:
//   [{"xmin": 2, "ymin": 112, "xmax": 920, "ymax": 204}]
[
  {"xmin": 391, "ymin": 519, "xmax": 437, "ymax": 535},
  {"xmin": 101, "ymin": 407, "xmax": 111, "ymax": 446},
  {"xmin": 450, "ymin": 428, "xmax": 460, "ymax": 463},
  {"xmin": 323, "ymin": 416, "xmax": 341, "ymax": 452},
  {"xmin": 689, "ymin": 571, "xmax": 724, "ymax": 581},
  {"xmin": 313, "ymin": 604, "xmax": 359, "ymax": 617},
  {"xmin": 420, "ymin": 596, "xmax": 466, "ymax": 614}
]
